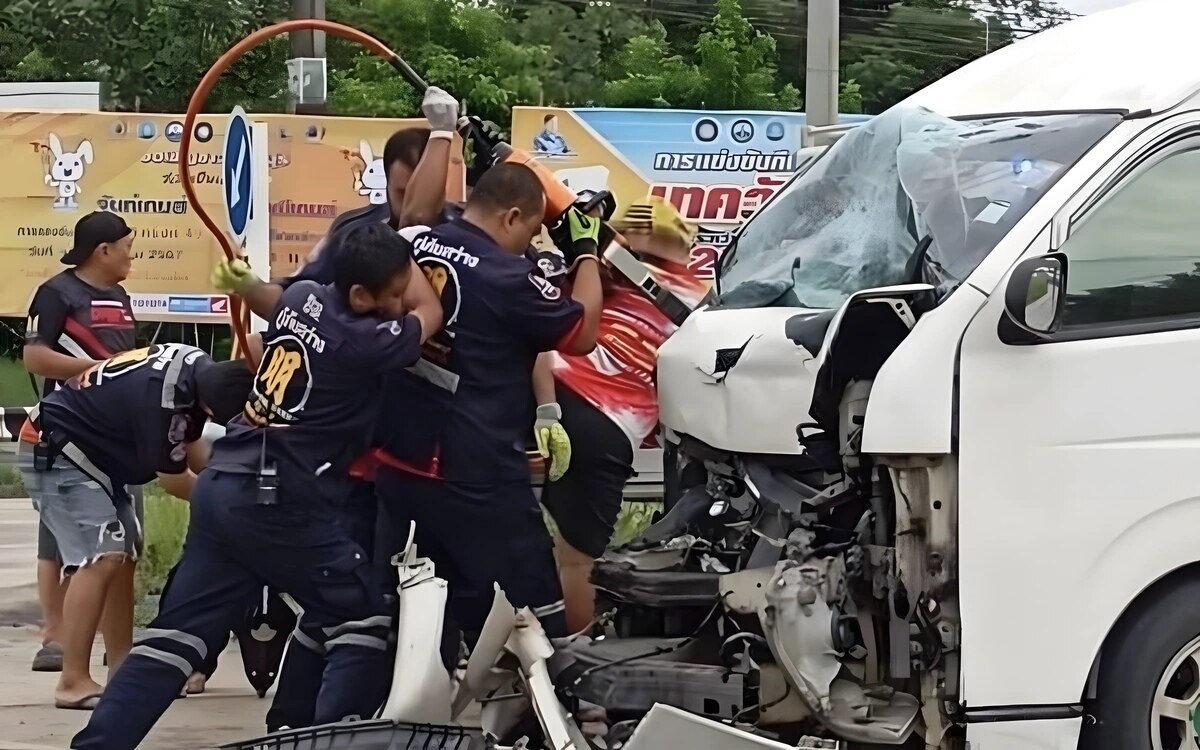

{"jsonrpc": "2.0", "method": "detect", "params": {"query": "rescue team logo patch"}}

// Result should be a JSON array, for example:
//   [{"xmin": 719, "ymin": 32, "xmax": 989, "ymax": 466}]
[
  {"xmin": 77, "ymin": 343, "xmax": 191, "ymax": 388},
  {"xmin": 247, "ymin": 336, "xmax": 312, "ymax": 425},
  {"xmin": 79, "ymin": 346, "xmax": 153, "ymax": 387},
  {"xmin": 419, "ymin": 257, "xmax": 461, "ymax": 330},
  {"xmin": 418, "ymin": 257, "xmax": 460, "ymax": 365},
  {"xmin": 529, "ymin": 273, "xmax": 562, "ymax": 301}
]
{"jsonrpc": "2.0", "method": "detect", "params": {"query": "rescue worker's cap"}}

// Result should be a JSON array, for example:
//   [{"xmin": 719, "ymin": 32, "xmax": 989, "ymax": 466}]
[
  {"xmin": 63, "ymin": 211, "xmax": 134, "ymax": 266},
  {"xmin": 194, "ymin": 358, "xmax": 256, "ymax": 425}
]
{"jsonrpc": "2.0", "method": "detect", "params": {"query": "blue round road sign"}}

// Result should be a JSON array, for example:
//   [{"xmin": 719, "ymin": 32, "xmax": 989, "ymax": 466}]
[{"xmin": 223, "ymin": 107, "xmax": 254, "ymax": 243}]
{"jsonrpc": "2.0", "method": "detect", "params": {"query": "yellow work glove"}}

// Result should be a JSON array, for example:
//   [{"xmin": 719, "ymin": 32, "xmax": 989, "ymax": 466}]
[
  {"xmin": 615, "ymin": 195, "xmax": 697, "ymax": 262},
  {"xmin": 535, "ymin": 403, "xmax": 572, "ymax": 482},
  {"xmin": 211, "ymin": 258, "xmax": 256, "ymax": 295}
]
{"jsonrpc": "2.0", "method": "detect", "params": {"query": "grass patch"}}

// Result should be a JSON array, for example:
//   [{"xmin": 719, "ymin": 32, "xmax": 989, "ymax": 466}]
[
  {"xmin": 0, "ymin": 358, "xmax": 36, "ymax": 408},
  {"xmin": 0, "ymin": 463, "xmax": 26, "ymax": 499},
  {"xmin": 135, "ymin": 483, "xmax": 190, "ymax": 606}
]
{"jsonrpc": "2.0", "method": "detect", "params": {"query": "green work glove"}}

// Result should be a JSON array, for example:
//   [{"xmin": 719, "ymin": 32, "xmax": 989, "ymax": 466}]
[
  {"xmin": 535, "ymin": 403, "xmax": 572, "ymax": 482},
  {"xmin": 549, "ymin": 207, "xmax": 602, "ymax": 269},
  {"xmin": 211, "ymin": 258, "xmax": 255, "ymax": 295}
]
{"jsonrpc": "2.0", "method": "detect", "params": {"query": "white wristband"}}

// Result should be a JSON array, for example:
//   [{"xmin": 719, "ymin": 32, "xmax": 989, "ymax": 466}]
[{"xmin": 429, "ymin": 130, "xmax": 454, "ymax": 142}]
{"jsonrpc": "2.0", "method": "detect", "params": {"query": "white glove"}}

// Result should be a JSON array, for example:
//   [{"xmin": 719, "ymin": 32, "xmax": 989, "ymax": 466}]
[{"xmin": 422, "ymin": 86, "xmax": 460, "ymax": 135}]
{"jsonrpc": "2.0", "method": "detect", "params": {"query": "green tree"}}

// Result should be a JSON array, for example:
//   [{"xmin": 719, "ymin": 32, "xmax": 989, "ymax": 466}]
[
  {"xmin": 838, "ymin": 78, "xmax": 863, "ymax": 114},
  {"xmin": 506, "ymin": 2, "xmax": 652, "ymax": 106},
  {"xmin": 2, "ymin": 0, "xmax": 865, "ymax": 122},
  {"xmin": 604, "ymin": 0, "xmax": 800, "ymax": 110},
  {"xmin": 842, "ymin": 2, "xmax": 1001, "ymax": 112},
  {"xmin": 603, "ymin": 23, "xmax": 705, "ymax": 107},
  {"xmin": 988, "ymin": 0, "xmax": 1075, "ymax": 32},
  {"xmin": 693, "ymin": 0, "xmax": 800, "ymax": 109},
  {"xmin": 324, "ymin": 0, "xmax": 536, "ymax": 126},
  {"xmin": 1, "ymin": 0, "xmax": 291, "ymax": 111}
]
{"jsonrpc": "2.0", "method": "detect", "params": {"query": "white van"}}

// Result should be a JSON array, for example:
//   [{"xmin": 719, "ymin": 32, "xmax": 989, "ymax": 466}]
[{"xmin": 651, "ymin": 1, "xmax": 1200, "ymax": 747}]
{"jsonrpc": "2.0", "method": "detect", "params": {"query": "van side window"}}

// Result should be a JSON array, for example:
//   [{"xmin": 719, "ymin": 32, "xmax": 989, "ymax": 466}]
[{"xmin": 1061, "ymin": 149, "xmax": 1200, "ymax": 328}]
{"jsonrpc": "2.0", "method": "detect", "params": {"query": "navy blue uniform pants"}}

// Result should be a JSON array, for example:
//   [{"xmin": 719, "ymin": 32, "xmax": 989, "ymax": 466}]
[
  {"xmin": 72, "ymin": 470, "xmax": 392, "ymax": 750},
  {"xmin": 266, "ymin": 480, "xmax": 382, "ymax": 732},
  {"xmin": 374, "ymin": 468, "xmax": 567, "ymax": 646}
]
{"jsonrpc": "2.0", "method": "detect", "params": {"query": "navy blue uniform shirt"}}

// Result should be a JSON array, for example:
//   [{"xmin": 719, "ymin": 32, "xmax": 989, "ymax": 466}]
[
  {"xmin": 380, "ymin": 217, "xmax": 583, "ymax": 485},
  {"xmin": 39, "ymin": 343, "xmax": 211, "ymax": 486},
  {"xmin": 279, "ymin": 203, "xmax": 465, "ymax": 292},
  {"xmin": 208, "ymin": 281, "xmax": 423, "ymax": 499},
  {"xmin": 277, "ymin": 205, "xmax": 571, "ymax": 471}
]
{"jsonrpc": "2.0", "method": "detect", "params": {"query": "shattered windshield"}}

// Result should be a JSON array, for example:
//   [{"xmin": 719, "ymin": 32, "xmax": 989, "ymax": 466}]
[{"xmin": 716, "ymin": 107, "xmax": 1121, "ymax": 309}]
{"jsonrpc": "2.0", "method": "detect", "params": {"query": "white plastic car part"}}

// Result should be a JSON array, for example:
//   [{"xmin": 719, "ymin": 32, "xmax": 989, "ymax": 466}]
[
  {"xmin": 622, "ymin": 704, "xmax": 795, "ymax": 750},
  {"xmin": 378, "ymin": 522, "xmax": 452, "ymax": 724},
  {"xmin": 453, "ymin": 586, "xmax": 589, "ymax": 749}
]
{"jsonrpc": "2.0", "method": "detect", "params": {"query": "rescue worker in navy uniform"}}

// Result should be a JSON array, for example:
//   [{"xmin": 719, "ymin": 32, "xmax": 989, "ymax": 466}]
[
  {"xmin": 209, "ymin": 90, "xmax": 465, "ymax": 733},
  {"xmin": 71, "ymin": 223, "xmax": 444, "ymax": 750},
  {"xmin": 21, "ymin": 343, "xmax": 252, "ymax": 698},
  {"xmin": 367, "ymin": 162, "xmax": 604, "ymax": 645}
]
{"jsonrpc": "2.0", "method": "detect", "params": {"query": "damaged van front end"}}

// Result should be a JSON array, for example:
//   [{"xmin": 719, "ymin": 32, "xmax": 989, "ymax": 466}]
[{"xmin": 562, "ymin": 102, "xmax": 1124, "ymax": 749}]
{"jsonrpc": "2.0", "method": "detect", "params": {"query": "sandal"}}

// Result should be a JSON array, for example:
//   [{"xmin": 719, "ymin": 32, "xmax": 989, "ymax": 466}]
[
  {"xmin": 32, "ymin": 642, "xmax": 64, "ymax": 673},
  {"xmin": 55, "ymin": 693, "xmax": 102, "ymax": 711}
]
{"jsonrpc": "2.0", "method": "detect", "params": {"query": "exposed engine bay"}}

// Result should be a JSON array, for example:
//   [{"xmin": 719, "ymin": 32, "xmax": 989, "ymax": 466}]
[{"xmin": 553, "ymin": 286, "xmax": 959, "ymax": 748}]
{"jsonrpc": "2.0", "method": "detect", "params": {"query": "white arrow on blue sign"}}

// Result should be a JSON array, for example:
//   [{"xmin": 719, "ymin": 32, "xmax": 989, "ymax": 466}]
[{"xmin": 223, "ymin": 106, "xmax": 255, "ymax": 247}]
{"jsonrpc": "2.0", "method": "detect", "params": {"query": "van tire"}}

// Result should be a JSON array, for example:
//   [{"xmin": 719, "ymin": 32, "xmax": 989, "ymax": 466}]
[{"xmin": 1079, "ymin": 571, "xmax": 1200, "ymax": 749}]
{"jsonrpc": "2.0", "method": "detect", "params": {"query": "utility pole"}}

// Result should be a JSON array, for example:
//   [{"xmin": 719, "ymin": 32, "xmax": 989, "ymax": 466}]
[
  {"xmin": 290, "ymin": 0, "xmax": 326, "ymax": 114},
  {"xmin": 804, "ymin": 0, "xmax": 840, "ymax": 133}
]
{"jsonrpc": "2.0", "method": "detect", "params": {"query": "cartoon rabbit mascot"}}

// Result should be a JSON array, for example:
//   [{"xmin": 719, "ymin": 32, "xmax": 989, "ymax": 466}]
[
  {"xmin": 357, "ymin": 139, "xmax": 387, "ymax": 206},
  {"xmin": 44, "ymin": 134, "xmax": 93, "ymax": 210}
]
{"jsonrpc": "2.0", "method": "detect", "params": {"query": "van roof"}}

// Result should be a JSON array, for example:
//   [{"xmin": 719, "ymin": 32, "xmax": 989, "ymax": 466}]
[{"xmin": 903, "ymin": 0, "xmax": 1197, "ymax": 118}]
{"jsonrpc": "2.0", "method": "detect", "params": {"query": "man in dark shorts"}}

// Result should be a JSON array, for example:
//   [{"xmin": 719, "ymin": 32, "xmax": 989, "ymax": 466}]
[
  {"xmin": 19, "ymin": 343, "xmax": 252, "ymax": 709},
  {"xmin": 72, "ymin": 222, "xmax": 443, "ymax": 750},
  {"xmin": 367, "ymin": 163, "xmax": 604, "ymax": 646},
  {"xmin": 533, "ymin": 195, "xmax": 698, "ymax": 633},
  {"xmin": 21, "ymin": 210, "xmax": 139, "ymax": 679}
]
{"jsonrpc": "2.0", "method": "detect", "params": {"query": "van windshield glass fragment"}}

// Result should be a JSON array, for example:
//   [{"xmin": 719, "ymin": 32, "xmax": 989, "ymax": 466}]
[{"xmin": 717, "ymin": 107, "xmax": 1121, "ymax": 310}]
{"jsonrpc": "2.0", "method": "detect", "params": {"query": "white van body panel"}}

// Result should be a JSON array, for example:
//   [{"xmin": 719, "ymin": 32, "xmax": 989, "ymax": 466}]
[
  {"xmin": 861, "ymin": 285, "xmax": 985, "ymax": 455},
  {"xmin": 965, "ymin": 718, "xmax": 1083, "ymax": 750},
  {"xmin": 904, "ymin": 0, "xmax": 1200, "ymax": 116}
]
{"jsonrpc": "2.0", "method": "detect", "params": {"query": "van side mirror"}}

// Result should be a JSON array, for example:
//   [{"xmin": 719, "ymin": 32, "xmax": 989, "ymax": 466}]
[{"xmin": 999, "ymin": 253, "xmax": 1067, "ymax": 344}]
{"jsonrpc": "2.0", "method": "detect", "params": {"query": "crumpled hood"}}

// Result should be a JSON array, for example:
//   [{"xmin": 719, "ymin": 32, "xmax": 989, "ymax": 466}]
[{"xmin": 657, "ymin": 305, "xmax": 819, "ymax": 456}]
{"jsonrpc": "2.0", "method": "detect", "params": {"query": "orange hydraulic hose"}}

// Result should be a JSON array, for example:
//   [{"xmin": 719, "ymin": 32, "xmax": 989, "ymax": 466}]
[{"xmin": 177, "ymin": 20, "xmax": 428, "ymax": 370}]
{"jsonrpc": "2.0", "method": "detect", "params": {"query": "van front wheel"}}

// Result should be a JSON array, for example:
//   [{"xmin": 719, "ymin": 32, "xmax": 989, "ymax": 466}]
[{"xmin": 1081, "ymin": 575, "xmax": 1200, "ymax": 750}]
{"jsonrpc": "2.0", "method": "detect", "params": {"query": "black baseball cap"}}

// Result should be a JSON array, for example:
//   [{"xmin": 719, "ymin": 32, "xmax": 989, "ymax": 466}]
[{"xmin": 62, "ymin": 211, "xmax": 134, "ymax": 266}]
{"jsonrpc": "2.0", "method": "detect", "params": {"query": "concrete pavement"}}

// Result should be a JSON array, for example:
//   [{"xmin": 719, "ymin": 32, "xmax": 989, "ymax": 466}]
[
  {"xmin": 0, "ymin": 497, "xmax": 38, "ymax": 615},
  {"xmin": 0, "ymin": 498, "xmax": 270, "ymax": 749}
]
